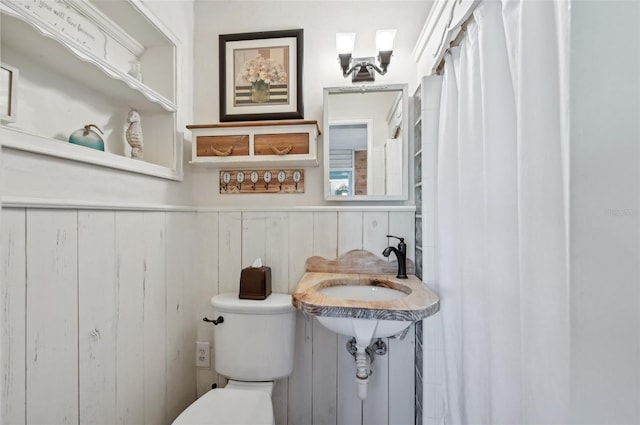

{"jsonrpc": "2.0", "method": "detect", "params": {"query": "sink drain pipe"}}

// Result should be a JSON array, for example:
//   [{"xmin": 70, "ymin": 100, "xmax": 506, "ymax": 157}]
[
  {"xmin": 347, "ymin": 338, "xmax": 388, "ymax": 400},
  {"xmin": 354, "ymin": 342, "xmax": 370, "ymax": 400}
]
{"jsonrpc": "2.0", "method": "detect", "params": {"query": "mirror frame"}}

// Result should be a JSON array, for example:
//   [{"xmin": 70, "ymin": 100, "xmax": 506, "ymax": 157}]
[{"xmin": 323, "ymin": 84, "xmax": 409, "ymax": 201}]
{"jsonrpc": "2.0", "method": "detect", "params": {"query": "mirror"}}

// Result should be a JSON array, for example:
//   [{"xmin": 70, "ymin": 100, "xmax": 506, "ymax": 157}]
[{"xmin": 323, "ymin": 84, "xmax": 408, "ymax": 201}]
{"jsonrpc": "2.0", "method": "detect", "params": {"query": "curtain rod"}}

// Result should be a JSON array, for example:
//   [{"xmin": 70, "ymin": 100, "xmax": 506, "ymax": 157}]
[{"xmin": 434, "ymin": 14, "xmax": 475, "ymax": 75}]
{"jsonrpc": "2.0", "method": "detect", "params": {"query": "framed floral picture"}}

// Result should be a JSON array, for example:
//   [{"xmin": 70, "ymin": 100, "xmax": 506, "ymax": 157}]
[{"xmin": 219, "ymin": 29, "xmax": 303, "ymax": 122}]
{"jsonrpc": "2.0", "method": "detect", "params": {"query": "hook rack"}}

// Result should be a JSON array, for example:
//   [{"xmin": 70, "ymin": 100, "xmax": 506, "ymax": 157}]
[{"xmin": 219, "ymin": 169, "xmax": 304, "ymax": 194}]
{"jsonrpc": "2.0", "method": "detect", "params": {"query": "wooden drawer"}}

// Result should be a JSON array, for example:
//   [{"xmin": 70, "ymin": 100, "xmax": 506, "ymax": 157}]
[
  {"xmin": 188, "ymin": 120, "xmax": 320, "ymax": 167},
  {"xmin": 254, "ymin": 133, "xmax": 309, "ymax": 156},
  {"xmin": 196, "ymin": 135, "xmax": 249, "ymax": 157}
]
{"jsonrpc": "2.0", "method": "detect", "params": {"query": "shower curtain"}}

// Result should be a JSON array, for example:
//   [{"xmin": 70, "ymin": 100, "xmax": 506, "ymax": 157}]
[{"xmin": 434, "ymin": 1, "xmax": 571, "ymax": 423}]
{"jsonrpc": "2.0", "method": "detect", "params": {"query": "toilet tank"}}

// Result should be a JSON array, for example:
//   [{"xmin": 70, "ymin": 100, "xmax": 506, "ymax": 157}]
[{"xmin": 211, "ymin": 293, "xmax": 296, "ymax": 381}]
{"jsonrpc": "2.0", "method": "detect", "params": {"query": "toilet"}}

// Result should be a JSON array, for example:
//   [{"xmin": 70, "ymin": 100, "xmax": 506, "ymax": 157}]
[{"xmin": 172, "ymin": 293, "xmax": 296, "ymax": 425}]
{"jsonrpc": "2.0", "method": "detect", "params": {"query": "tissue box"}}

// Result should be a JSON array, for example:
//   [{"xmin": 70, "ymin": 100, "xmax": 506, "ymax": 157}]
[{"xmin": 239, "ymin": 266, "xmax": 271, "ymax": 300}]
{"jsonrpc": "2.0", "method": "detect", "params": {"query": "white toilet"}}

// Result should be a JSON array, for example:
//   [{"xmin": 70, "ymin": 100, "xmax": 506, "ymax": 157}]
[{"xmin": 172, "ymin": 293, "xmax": 296, "ymax": 425}]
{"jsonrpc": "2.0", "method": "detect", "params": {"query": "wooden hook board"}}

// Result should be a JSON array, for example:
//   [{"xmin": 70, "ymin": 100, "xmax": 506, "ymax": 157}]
[{"xmin": 219, "ymin": 169, "xmax": 304, "ymax": 194}]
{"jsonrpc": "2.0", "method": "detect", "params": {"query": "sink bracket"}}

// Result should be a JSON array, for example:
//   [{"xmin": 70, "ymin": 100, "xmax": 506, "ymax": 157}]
[{"xmin": 346, "ymin": 337, "xmax": 387, "ymax": 366}]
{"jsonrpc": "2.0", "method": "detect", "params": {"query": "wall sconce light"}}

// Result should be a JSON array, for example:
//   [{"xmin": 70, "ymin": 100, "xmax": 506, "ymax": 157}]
[{"xmin": 336, "ymin": 29, "xmax": 397, "ymax": 82}]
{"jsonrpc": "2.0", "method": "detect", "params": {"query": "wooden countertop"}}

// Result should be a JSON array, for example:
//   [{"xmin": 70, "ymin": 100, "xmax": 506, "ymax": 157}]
[{"xmin": 291, "ymin": 250, "xmax": 440, "ymax": 322}]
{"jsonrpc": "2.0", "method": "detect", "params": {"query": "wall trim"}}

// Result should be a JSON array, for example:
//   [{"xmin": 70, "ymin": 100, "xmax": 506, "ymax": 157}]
[
  {"xmin": 196, "ymin": 205, "xmax": 416, "ymax": 212},
  {"xmin": 1, "ymin": 197, "xmax": 416, "ymax": 213},
  {"xmin": 1, "ymin": 196, "xmax": 196, "ymax": 212}
]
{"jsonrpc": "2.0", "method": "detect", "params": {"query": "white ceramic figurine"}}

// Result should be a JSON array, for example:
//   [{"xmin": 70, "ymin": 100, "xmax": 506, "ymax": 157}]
[{"xmin": 125, "ymin": 109, "xmax": 143, "ymax": 159}]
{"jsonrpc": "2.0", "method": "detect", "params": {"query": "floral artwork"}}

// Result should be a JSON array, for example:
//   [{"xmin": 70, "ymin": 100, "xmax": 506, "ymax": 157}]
[
  {"xmin": 234, "ymin": 48, "xmax": 289, "ymax": 105},
  {"xmin": 219, "ymin": 29, "xmax": 303, "ymax": 122}
]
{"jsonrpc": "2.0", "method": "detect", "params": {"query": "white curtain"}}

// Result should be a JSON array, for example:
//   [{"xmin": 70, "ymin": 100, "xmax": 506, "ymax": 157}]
[{"xmin": 435, "ymin": 1, "xmax": 571, "ymax": 423}]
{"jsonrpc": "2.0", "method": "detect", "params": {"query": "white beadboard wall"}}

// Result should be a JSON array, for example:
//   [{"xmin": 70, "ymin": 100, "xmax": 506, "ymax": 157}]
[
  {"xmin": 1, "ymin": 208, "xmax": 198, "ymax": 425},
  {"xmin": 2, "ymin": 207, "xmax": 416, "ymax": 425}
]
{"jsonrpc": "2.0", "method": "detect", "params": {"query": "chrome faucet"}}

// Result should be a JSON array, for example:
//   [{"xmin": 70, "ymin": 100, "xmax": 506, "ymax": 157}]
[{"xmin": 382, "ymin": 235, "xmax": 408, "ymax": 279}]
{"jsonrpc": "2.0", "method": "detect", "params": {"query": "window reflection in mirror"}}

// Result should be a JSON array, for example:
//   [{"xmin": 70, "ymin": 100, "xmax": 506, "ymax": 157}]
[{"xmin": 324, "ymin": 84, "xmax": 408, "ymax": 201}]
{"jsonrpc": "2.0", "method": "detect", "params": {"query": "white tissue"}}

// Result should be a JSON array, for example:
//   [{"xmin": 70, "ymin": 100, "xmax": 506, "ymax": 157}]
[{"xmin": 252, "ymin": 257, "xmax": 263, "ymax": 268}]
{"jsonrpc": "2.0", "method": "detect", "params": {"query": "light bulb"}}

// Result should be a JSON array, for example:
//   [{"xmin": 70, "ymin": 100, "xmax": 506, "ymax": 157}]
[
  {"xmin": 376, "ymin": 29, "xmax": 396, "ymax": 53},
  {"xmin": 336, "ymin": 32, "xmax": 356, "ymax": 55}
]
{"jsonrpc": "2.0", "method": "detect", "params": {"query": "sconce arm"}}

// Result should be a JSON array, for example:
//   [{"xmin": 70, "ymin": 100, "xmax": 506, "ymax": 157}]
[
  {"xmin": 345, "ymin": 60, "xmax": 387, "ymax": 77},
  {"xmin": 338, "ymin": 53, "xmax": 393, "ymax": 80}
]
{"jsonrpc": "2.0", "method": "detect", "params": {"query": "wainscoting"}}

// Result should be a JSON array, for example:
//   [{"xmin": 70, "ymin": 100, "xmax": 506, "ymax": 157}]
[
  {"xmin": 194, "ymin": 210, "xmax": 416, "ymax": 425},
  {"xmin": 1, "ymin": 208, "xmax": 198, "ymax": 425},
  {"xmin": 2, "ymin": 207, "xmax": 416, "ymax": 425}
]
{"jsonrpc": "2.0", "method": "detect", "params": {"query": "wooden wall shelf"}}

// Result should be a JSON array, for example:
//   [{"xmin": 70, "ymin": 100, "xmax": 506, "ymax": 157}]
[{"xmin": 188, "ymin": 120, "xmax": 320, "ymax": 168}]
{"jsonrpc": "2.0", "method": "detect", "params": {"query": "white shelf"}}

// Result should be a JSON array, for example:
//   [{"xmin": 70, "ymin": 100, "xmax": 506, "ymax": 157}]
[
  {"xmin": 0, "ymin": 0, "xmax": 181, "ymax": 179},
  {"xmin": 190, "ymin": 157, "xmax": 318, "ymax": 169},
  {"xmin": 1, "ymin": 126, "xmax": 182, "ymax": 181},
  {"xmin": 1, "ymin": 3, "xmax": 176, "ymax": 113}
]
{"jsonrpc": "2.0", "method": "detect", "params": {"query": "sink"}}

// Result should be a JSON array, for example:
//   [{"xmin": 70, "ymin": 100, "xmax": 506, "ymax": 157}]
[
  {"xmin": 319, "ymin": 283, "xmax": 407, "ymax": 301},
  {"xmin": 291, "ymin": 250, "xmax": 440, "ymax": 400},
  {"xmin": 313, "ymin": 279, "xmax": 414, "ymax": 339},
  {"xmin": 293, "ymin": 273, "xmax": 438, "ymax": 341}
]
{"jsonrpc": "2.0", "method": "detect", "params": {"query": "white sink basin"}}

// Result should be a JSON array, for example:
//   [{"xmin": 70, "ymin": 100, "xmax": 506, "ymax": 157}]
[
  {"xmin": 316, "ymin": 281, "xmax": 412, "ymax": 340},
  {"xmin": 316, "ymin": 315, "xmax": 412, "ymax": 339},
  {"xmin": 319, "ymin": 284, "xmax": 407, "ymax": 301}
]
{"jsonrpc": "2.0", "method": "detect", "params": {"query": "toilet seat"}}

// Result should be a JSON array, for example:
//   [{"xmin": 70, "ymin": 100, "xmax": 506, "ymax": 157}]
[{"xmin": 172, "ymin": 388, "xmax": 274, "ymax": 425}]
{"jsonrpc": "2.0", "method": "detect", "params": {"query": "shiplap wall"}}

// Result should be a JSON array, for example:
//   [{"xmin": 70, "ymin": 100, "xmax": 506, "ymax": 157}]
[
  {"xmin": 1, "ymin": 208, "xmax": 198, "ymax": 425},
  {"xmin": 194, "ymin": 210, "xmax": 416, "ymax": 425},
  {"xmin": 2, "ymin": 207, "xmax": 415, "ymax": 425}
]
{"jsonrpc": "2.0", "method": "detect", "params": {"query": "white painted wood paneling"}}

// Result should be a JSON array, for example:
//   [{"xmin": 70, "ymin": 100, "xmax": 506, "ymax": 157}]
[
  {"xmin": 389, "ymin": 211, "xmax": 416, "ymax": 262},
  {"xmin": 115, "ymin": 212, "xmax": 145, "ymax": 424},
  {"xmin": 264, "ymin": 212, "xmax": 289, "ymax": 294},
  {"xmin": 166, "ymin": 212, "xmax": 197, "ymax": 423},
  {"xmin": 196, "ymin": 212, "xmax": 220, "ymax": 397},
  {"xmin": 78, "ymin": 211, "xmax": 117, "ymax": 424},
  {"xmin": 216, "ymin": 211, "xmax": 242, "ymax": 389},
  {"xmin": 218, "ymin": 212, "xmax": 242, "ymax": 295},
  {"xmin": 289, "ymin": 311, "xmax": 313, "ymax": 425},
  {"xmin": 312, "ymin": 319, "xmax": 338, "ymax": 425},
  {"xmin": 338, "ymin": 211, "xmax": 363, "ymax": 255},
  {"xmin": 242, "ymin": 212, "xmax": 267, "ymax": 269},
  {"xmin": 288, "ymin": 212, "xmax": 314, "ymax": 292},
  {"xmin": 1, "ymin": 209, "xmax": 26, "ymax": 425},
  {"xmin": 26, "ymin": 209, "xmax": 78, "ymax": 424},
  {"xmin": 313, "ymin": 212, "xmax": 338, "ymax": 260},
  {"xmin": 311, "ymin": 212, "xmax": 338, "ymax": 425},
  {"xmin": 337, "ymin": 333, "xmax": 363, "ymax": 424},
  {"xmin": 363, "ymin": 212, "xmax": 389, "ymax": 257},
  {"xmin": 389, "ymin": 326, "xmax": 416, "ymax": 425},
  {"xmin": 272, "ymin": 378, "xmax": 288, "ymax": 425},
  {"xmin": 240, "ymin": 211, "xmax": 291, "ymax": 296},
  {"xmin": 143, "ymin": 212, "xmax": 169, "ymax": 425},
  {"xmin": 363, "ymin": 212, "xmax": 391, "ymax": 424},
  {"xmin": 3, "ymin": 205, "xmax": 415, "ymax": 425},
  {"xmin": 388, "ymin": 211, "xmax": 418, "ymax": 424},
  {"xmin": 287, "ymin": 212, "xmax": 314, "ymax": 425},
  {"xmin": 363, "ymin": 341, "xmax": 390, "ymax": 425},
  {"xmin": 336, "ymin": 211, "xmax": 364, "ymax": 424}
]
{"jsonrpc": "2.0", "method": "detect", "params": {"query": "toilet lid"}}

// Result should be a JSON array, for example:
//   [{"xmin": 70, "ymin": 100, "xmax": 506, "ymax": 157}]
[{"xmin": 172, "ymin": 389, "xmax": 274, "ymax": 425}]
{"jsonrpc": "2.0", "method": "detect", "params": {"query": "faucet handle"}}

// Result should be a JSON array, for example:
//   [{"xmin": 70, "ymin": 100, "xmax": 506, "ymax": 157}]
[{"xmin": 386, "ymin": 235, "xmax": 405, "ymax": 243}]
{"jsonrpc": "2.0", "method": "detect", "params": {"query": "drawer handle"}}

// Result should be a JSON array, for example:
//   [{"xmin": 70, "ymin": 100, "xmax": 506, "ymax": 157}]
[
  {"xmin": 271, "ymin": 144, "xmax": 293, "ymax": 155},
  {"xmin": 209, "ymin": 145, "xmax": 233, "ymax": 156}
]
